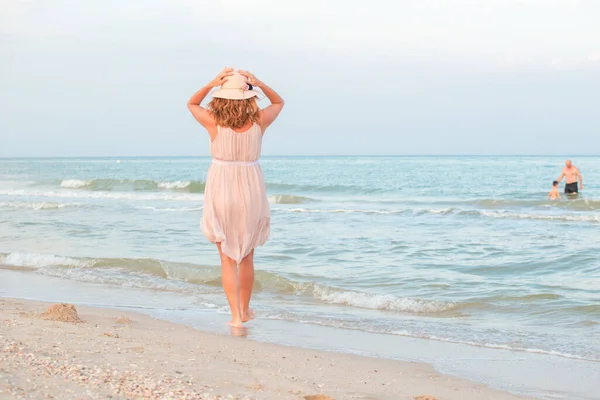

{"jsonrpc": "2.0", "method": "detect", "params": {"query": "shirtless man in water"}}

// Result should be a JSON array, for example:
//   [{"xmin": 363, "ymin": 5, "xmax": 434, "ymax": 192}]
[{"xmin": 556, "ymin": 159, "xmax": 583, "ymax": 194}]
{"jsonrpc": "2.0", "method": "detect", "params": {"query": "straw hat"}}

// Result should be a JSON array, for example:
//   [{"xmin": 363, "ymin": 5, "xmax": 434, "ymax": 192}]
[{"xmin": 211, "ymin": 71, "xmax": 260, "ymax": 100}]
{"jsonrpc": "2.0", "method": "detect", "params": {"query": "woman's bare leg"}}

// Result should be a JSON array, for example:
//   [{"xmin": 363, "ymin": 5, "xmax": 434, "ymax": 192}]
[
  {"xmin": 238, "ymin": 250, "xmax": 255, "ymax": 322},
  {"xmin": 216, "ymin": 243, "xmax": 242, "ymax": 328}
]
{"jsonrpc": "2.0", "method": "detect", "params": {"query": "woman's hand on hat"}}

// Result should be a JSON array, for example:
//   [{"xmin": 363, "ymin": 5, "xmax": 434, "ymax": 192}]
[
  {"xmin": 208, "ymin": 67, "xmax": 234, "ymax": 88},
  {"xmin": 238, "ymin": 70, "xmax": 263, "ymax": 88}
]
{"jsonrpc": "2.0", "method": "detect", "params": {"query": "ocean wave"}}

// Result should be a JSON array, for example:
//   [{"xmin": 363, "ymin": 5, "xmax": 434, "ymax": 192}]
[
  {"xmin": 157, "ymin": 181, "xmax": 196, "ymax": 190},
  {"xmin": 140, "ymin": 206, "xmax": 203, "ymax": 212},
  {"xmin": 0, "ymin": 252, "xmax": 93, "ymax": 269},
  {"xmin": 557, "ymin": 304, "xmax": 600, "ymax": 315},
  {"xmin": 266, "ymin": 312, "xmax": 600, "ymax": 362},
  {"xmin": 312, "ymin": 285, "xmax": 457, "ymax": 314},
  {"xmin": 419, "ymin": 208, "xmax": 600, "ymax": 223},
  {"xmin": 476, "ymin": 210, "xmax": 600, "ymax": 223},
  {"xmin": 60, "ymin": 179, "xmax": 90, "ymax": 189},
  {"xmin": 275, "ymin": 205, "xmax": 600, "ymax": 224},
  {"xmin": 473, "ymin": 198, "xmax": 600, "ymax": 211},
  {"xmin": 269, "ymin": 194, "xmax": 315, "ymax": 204},
  {"xmin": 266, "ymin": 182, "xmax": 369, "ymax": 194},
  {"xmin": 0, "ymin": 189, "xmax": 201, "ymax": 202},
  {"xmin": 285, "ymin": 208, "xmax": 406, "ymax": 215},
  {"xmin": 56, "ymin": 179, "xmax": 364, "ymax": 195},
  {"xmin": 0, "ymin": 201, "xmax": 85, "ymax": 210},
  {"xmin": 3, "ymin": 251, "xmax": 598, "ymax": 362},
  {"xmin": 390, "ymin": 332, "xmax": 599, "ymax": 362},
  {"xmin": 0, "ymin": 252, "xmax": 456, "ymax": 315},
  {"xmin": 485, "ymin": 293, "xmax": 564, "ymax": 302},
  {"xmin": 59, "ymin": 179, "xmax": 205, "ymax": 193}
]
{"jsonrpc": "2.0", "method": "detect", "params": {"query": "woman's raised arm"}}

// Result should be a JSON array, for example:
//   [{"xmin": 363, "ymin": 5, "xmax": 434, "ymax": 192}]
[
  {"xmin": 238, "ymin": 70, "xmax": 284, "ymax": 131},
  {"xmin": 187, "ymin": 68, "xmax": 234, "ymax": 129}
]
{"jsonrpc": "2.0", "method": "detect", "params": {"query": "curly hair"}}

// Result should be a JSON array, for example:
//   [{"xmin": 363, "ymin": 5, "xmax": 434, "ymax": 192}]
[{"xmin": 207, "ymin": 97, "xmax": 261, "ymax": 129}]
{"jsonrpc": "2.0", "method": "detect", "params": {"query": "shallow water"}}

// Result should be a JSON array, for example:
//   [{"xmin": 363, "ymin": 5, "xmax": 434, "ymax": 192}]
[{"xmin": 1, "ymin": 156, "xmax": 599, "ymax": 366}]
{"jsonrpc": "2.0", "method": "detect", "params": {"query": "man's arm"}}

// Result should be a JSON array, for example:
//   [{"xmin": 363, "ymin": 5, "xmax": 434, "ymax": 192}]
[
  {"xmin": 577, "ymin": 168, "xmax": 583, "ymax": 188},
  {"xmin": 556, "ymin": 170, "xmax": 565, "ymax": 182}
]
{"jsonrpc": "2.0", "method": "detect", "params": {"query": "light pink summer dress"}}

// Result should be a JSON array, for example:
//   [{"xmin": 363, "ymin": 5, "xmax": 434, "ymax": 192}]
[{"xmin": 201, "ymin": 123, "xmax": 270, "ymax": 263}]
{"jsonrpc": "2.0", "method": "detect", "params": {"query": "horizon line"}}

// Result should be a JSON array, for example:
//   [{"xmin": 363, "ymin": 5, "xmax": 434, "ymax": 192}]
[{"xmin": 0, "ymin": 154, "xmax": 598, "ymax": 159}]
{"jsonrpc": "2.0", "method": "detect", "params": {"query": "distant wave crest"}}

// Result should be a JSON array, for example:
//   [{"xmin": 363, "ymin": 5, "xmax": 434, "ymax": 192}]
[
  {"xmin": 279, "ymin": 206, "xmax": 600, "ymax": 223},
  {"xmin": 474, "ymin": 198, "xmax": 600, "ymax": 212},
  {"xmin": 57, "ymin": 179, "xmax": 363, "ymax": 195},
  {"xmin": 420, "ymin": 208, "xmax": 600, "ymax": 223},
  {"xmin": 268, "ymin": 194, "xmax": 314, "ymax": 204},
  {"xmin": 59, "ymin": 179, "xmax": 205, "ymax": 193},
  {"xmin": 0, "ymin": 201, "xmax": 84, "ymax": 210}
]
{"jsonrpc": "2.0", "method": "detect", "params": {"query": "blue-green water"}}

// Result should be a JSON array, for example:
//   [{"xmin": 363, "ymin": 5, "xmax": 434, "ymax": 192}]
[{"xmin": 1, "ymin": 156, "xmax": 599, "ymax": 366}]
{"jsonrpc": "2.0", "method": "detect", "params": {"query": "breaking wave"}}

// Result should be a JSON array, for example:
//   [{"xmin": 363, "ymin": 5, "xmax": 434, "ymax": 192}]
[
  {"xmin": 0, "ymin": 252, "xmax": 457, "ymax": 315},
  {"xmin": 59, "ymin": 179, "xmax": 205, "ymax": 193},
  {"xmin": 268, "ymin": 194, "xmax": 315, "ymax": 204},
  {"xmin": 0, "ymin": 201, "xmax": 86, "ymax": 210}
]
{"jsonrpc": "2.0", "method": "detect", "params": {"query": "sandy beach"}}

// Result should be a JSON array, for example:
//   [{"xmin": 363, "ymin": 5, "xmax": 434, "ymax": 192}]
[{"xmin": 0, "ymin": 298, "xmax": 533, "ymax": 400}]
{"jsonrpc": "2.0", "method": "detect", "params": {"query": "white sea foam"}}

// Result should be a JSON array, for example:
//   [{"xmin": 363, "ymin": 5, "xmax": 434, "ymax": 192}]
[
  {"xmin": 0, "ymin": 202, "xmax": 78, "ymax": 210},
  {"xmin": 60, "ymin": 179, "xmax": 91, "ymax": 188},
  {"xmin": 286, "ymin": 208, "xmax": 405, "ymax": 215},
  {"xmin": 424, "ymin": 208, "xmax": 455, "ymax": 214},
  {"xmin": 477, "ymin": 210, "xmax": 600, "ymax": 223},
  {"xmin": 421, "ymin": 208, "xmax": 600, "ymax": 223},
  {"xmin": 141, "ymin": 206, "xmax": 203, "ymax": 212},
  {"xmin": 285, "ymin": 206, "xmax": 600, "ymax": 223},
  {"xmin": 268, "ymin": 194, "xmax": 314, "ymax": 204},
  {"xmin": 157, "ymin": 181, "xmax": 191, "ymax": 190},
  {"xmin": 312, "ymin": 285, "xmax": 456, "ymax": 314},
  {"xmin": 258, "ymin": 313, "xmax": 598, "ymax": 362},
  {"xmin": 56, "ymin": 178, "xmax": 204, "ymax": 193},
  {"xmin": 0, "ymin": 189, "xmax": 202, "ymax": 202},
  {"xmin": 1, "ymin": 252, "xmax": 92, "ymax": 269},
  {"xmin": 395, "ymin": 333, "xmax": 597, "ymax": 362}
]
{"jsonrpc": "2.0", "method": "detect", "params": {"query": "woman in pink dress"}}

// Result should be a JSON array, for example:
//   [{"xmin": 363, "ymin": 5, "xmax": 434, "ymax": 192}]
[{"xmin": 187, "ymin": 68, "xmax": 284, "ymax": 328}]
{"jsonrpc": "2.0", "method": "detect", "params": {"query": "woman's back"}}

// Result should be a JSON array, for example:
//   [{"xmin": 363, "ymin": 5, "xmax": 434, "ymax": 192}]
[{"xmin": 211, "ymin": 123, "xmax": 263, "ymax": 162}]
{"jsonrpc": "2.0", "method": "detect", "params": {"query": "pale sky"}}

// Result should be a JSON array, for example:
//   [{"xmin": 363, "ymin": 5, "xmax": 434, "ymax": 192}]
[{"xmin": 1, "ymin": 0, "xmax": 599, "ymax": 157}]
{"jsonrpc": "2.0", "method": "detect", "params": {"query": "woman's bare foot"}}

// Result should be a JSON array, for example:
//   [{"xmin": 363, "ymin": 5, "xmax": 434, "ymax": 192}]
[
  {"xmin": 242, "ymin": 308, "xmax": 255, "ymax": 323},
  {"xmin": 228, "ymin": 318, "xmax": 243, "ymax": 328},
  {"xmin": 229, "ymin": 325, "xmax": 248, "ymax": 337}
]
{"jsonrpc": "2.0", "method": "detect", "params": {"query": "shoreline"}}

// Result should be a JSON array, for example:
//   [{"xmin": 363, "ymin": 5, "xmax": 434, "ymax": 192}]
[
  {"xmin": 0, "ymin": 297, "xmax": 533, "ymax": 400},
  {"xmin": 1, "ymin": 268, "xmax": 598, "ymax": 399}
]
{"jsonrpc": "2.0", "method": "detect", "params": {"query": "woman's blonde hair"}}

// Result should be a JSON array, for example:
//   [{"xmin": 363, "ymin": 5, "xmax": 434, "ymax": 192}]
[{"xmin": 208, "ymin": 97, "xmax": 261, "ymax": 129}]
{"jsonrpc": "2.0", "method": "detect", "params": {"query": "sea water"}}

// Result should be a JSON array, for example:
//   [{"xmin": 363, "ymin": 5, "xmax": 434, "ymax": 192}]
[{"xmin": 0, "ymin": 156, "xmax": 599, "ymax": 396}]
